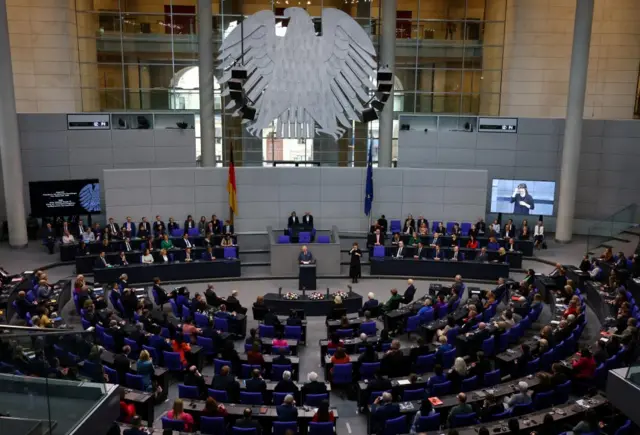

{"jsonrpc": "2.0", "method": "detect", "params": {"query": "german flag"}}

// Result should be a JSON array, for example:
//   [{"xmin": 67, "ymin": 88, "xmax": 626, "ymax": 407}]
[{"xmin": 227, "ymin": 143, "xmax": 238, "ymax": 217}]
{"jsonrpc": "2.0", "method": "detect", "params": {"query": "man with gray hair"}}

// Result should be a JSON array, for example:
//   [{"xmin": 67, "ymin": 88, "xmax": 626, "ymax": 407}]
[
  {"xmin": 274, "ymin": 370, "xmax": 299, "ymax": 394},
  {"xmin": 506, "ymin": 381, "xmax": 532, "ymax": 408},
  {"xmin": 276, "ymin": 393, "xmax": 298, "ymax": 421},
  {"xmin": 371, "ymin": 391, "xmax": 400, "ymax": 434},
  {"xmin": 361, "ymin": 292, "xmax": 379, "ymax": 315},
  {"xmin": 302, "ymin": 371, "xmax": 327, "ymax": 397}
]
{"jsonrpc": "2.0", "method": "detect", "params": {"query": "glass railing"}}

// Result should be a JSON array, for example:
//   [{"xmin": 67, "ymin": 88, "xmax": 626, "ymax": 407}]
[
  {"xmin": 586, "ymin": 203, "xmax": 639, "ymax": 255},
  {"xmin": 623, "ymin": 363, "xmax": 640, "ymax": 388},
  {"xmin": 0, "ymin": 328, "xmax": 119, "ymax": 435}
]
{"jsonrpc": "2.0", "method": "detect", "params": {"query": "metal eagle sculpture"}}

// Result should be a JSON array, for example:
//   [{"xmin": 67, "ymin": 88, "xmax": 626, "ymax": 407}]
[{"xmin": 218, "ymin": 7, "xmax": 378, "ymax": 140}]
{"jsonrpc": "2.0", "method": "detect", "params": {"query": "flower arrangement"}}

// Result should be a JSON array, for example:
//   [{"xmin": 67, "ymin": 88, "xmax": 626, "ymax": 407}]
[
  {"xmin": 332, "ymin": 290, "xmax": 349, "ymax": 299},
  {"xmin": 282, "ymin": 292, "xmax": 299, "ymax": 300},
  {"xmin": 309, "ymin": 292, "xmax": 325, "ymax": 300}
]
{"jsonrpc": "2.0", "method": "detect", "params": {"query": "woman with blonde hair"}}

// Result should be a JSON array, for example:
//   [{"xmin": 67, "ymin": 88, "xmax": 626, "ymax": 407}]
[
  {"xmin": 136, "ymin": 350, "xmax": 154, "ymax": 392},
  {"xmin": 447, "ymin": 357, "xmax": 468, "ymax": 391},
  {"xmin": 167, "ymin": 398, "xmax": 194, "ymax": 431}
]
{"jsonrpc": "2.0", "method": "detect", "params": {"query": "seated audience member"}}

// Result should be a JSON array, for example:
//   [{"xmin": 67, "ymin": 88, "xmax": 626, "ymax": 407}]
[
  {"xmin": 225, "ymin": 289, "xmax": 246, "ymax": 314},
  {"xmin": 487, "ymin": 236, "xmax": 500, "ymax": 250},
  {"xmin": 447, "ymin": 393, "xmax": 473, "ymax": 426},
  {"xmin": 276, "ymin": 394, "xmax": 298, "ymax": 421},
  {"xmin": 572, "ymin": 348, "xmax": 596, "ymax": 380},
  {"xmin": 272, "ymin": 332, "xmax": 288, "ymax": 348},
  {"xmin": 234, "ymin": 408, "xmax": 262, "ymax": 435},
  {"xmin": 436, "ymin": 222, "xmax": 446, "ymax": 234},
  {"xmin": 245, "ymin": 369, "xmax": 267, "ymax": 395},
  {"xmin": 394, "ymin": 241, "xmax": 406, "ymax": 258},
  {"xmin": 371, "ymin": 392, "xmax": 400, "ymax": 435},
  {"xmin": 450, "ymin": 234, "xmax": 460, "ymax": 247},
  {"xmin": 275, "ymin": 370, "xmax": 299, "ymax": 394},
  {"xmin": 382, "ymin": 288, "xmax": 403, "ymax": 312},
  {"xmin": 408, "ymin": 232, "xmax": 420, "ymax": 247},
  {"xmin": 410, "ymin": 399, "xmax": 436, "ymax": 433},
  {"xmin": 286, "ymin": 310, "xmax": 302, "ymax": 326},
  {"xmin": 171, "ymin": 335, "xmax": 191, "ymax": 367},
  {"xmin": 202, "ymin": 396, "xmax": 228, "ymax": 417},
  {"xmin": 211, "ymin": 365, "xmax": 240, "ymax": 402},
  {"xmin": 512, "ymin": 343, "xmax": 532, "ymax": 378},
  {"xmin": 82, "ymin": 227, "xmax": 95, "ymax": 243},
  {"xmin": 95, "ymin": 251, "xmax": 110, "ymax": 268},
  {"xmin": 572, "ymin": 409, "xmax": 600, "ymax": 435},
  {"xmin": 312, "ymin": 400, "xmax": 335, "ymax": 423},
  {"xmin": 330, "ymin": 348, "xmax": 351, "ymax": 366},
  {"xmin": 496, "ymin": 247, "xmax": 508, "ymax": 263},
  {"xmin": 202, "ymin": 246, "xmax": 216, "ymax": 261},
  {"xmin": 466, "ymin": 235, "xmax": 479, "ymax": 249},
  {"xmin": 141, "ymin": 249, "xmax": 154, "ymax": 264},
  {"xmin": 479, "ymin": 393, "xmax": 504, "ymax": 422},
  {"xmin": 302, "ymin": 372, "xmax": 328, "ymax": 396},
  {"xmin": 476, "ymin": 247, "xmax": 489, "ymax": 262},
  {"xmin": 167, "ymin": 399, "xmax": 194, "ymax": 431},
  {"xmin": 160, "ymin": 234, "xmax": 174, "ymax": 250},
  {"xmin": 159, "ymin": 248, "xmax": 171, "ymax": 263},
  {"xmin": 184, "ymin": 365, "xmax": 207, "ymax": 398},
  {"xmin": 122, "ymin": 416, "xmax": 146, "ymax": 435},
  {"xmin": 447, "ymin": 357, "xmax": 468, "ymax": 391},
  {"xmin": 417, "ymin": 298, "xmax": 434, "ymax": 320},
  {"xmin": 505, "ymin": 381, "xmax": 531, "ymax": 409},
  {"xmin": 358, "ymin": 344, "xmax": 379, "ymax": 363},
  {"xmin": 431, "ymin": 232, "xmax": 441, "ymax": 247},
  {"xmin": 62, "ymin": 230, "xmax": 75, "ymax": 244},
  {"xmin": 221, "ymin": 234, "xmax": 234, "ymax": 247},
  {"xmin": 362, "ymin": 292, "xmax": 379, "ymax": 314}
]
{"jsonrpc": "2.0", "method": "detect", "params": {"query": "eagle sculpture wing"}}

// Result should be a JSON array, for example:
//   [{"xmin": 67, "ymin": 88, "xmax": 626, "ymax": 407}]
[
  {"xmin": 319, "ymin": 8, "xmax": 377, "ymax": 137},
  {"xmin": 217, "ymin": 11, "xmax": 279, "ymax": 112}
]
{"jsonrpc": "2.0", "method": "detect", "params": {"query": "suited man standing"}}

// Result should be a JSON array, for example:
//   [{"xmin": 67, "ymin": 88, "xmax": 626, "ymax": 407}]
[
  {"xmin": 184, "ymin": 215, "xmax": 196, "ymax": 231},
  {"xmin": 403, "ymin": 279, "xmax": 416, "ymax": 304},
  {"xmin": 394, "ymin": 241, "xmax": 406, "ymax": 258},
  {"xmin": 42, "ymin": 223, "xmax": 56, "ymax": 254},
  {"xmin": 210, "ymin": 215, "xmax": 221, "ymax": 234},
  {"xmin": 75, "ymin": 220, "xmax": 85, "ymax": 238},
  {"xmin": 378, "ymin": 215, "xmax": 388, "ymax": 234},
  {"xmin": 140, "ymin": 217, "xmax": 151, "ymax": 235},
  {"xmin": 95, "ymin": 251, "xmax": 110, "ymax": 268},
  {"xmin": 369, "ymin": 228, "xmax": 385, "ymax": 247},
  {"xmin": 302, "ymin": 212, "xmax": 314, "ymax": 228},
  {"xmin": 107, "ymin": 218, "xmax": 119, "ymax": 238},
  {"xmin": 276, "ymin": 395, "xmax": 298, "ymax": 422},
  {"xmin": 298, "ymin": 245, "xmax": 313, "ymax": 264},
  {"xmin": 288, "ymin": 211, "xmax": 299, "ymax": 228},
  {"xmin": 153, "ymin": 215, "xmax": 164, "ymax": 234},
  {"xmin": 122, "ymin": 217, "xmax": 136, "ymax": 238},
  {"xmin": 222, "ymin": 220, "xmax": 234, "ymax": 235}
]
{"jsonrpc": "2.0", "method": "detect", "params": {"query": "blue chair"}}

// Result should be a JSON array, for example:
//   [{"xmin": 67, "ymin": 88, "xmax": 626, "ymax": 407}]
[
  {"xmin": 142, "ymin": 345, "xmax": 159, "ymax": 362},
  {"xmin": 534, "ymin": 390, "xmax": 555, "ymax": 410},
  {"xmin": 446, "ymin": 222, "xmax": 456, "ymax": 234},
  {"xmin": 359, "ymin": 321, "xmax": 377, "ymax": 336},
  {"xmin": 498, "ymin": 333, "xmax": 510, "ymax": 353},
  {"xmin": 196, "ymin": 336, "xmax": 215, "ymax": 356},
  {"xmin": 419, "ymin": 309, "xmax": 435, "ymax": 324},
  {"xmin": 161, "ymin": 417, "xmax": 185, "ymax": 431},
  {"xmin": 605, "ymin": 354, "xmax": 620, "ymax": 371},
  {"xmin": 461, "ymin": 375, "xmax": 478, "ymax": 392},
  {"xmin": 214, "ymin": 359, "xmax": 232, "ymax": 374},
  {"xmin": 615, "ymin": 420, "xmax": 632, "ymax": 435},
  {"xmin": 273, "ymin": 392, "xmax": 287, "ymax": 405},
  {"xmin": 540, "ymin": 349, "xmax": 555, "ymax": 371},
  {"xmin": 415, "ymin": 354, "xmax": 435, "ymax": 374},
  {"xmin": 594, "ymin": 363, "xmax": 607, "ymax": 389},
  {"xmin": 317, "ymin": 235, "xmax": 330, "ymax": 243},
  {"xmin": 390, "ymin": 220, "xmax": 401, "ymax": 233},
  {"xmin": 81, "ymin": 319, "xmax": 91, "ymax": 330},
  {"xmin": 224, "ymin": 247, "xmax": 237, "ymax": 258},
  {"xmin": 207, "ymin": 389, "xmax": 229, "ymax": 402},
  {"xmin": 272, "ymin": 364, "xmax": 292, "ymax": 381},
  {"xmin": 309, "ymin": 422, "xmax": 334, "ymax": 435},
  {"xmin": 299, "ymin": 232, "xmax": 311, "ymax": 243},
  {"xmin": 278, "ymin": 235, "xmax": 290, "ymax": 244},
  {"xmin": 305, "ymin": 393, "xmax": 329, "ymax": 407},
  {"xmin": 214, "ymin": 317, "xmax": 229, "ymax": 332},
  {"xmin": 554, "ymin": 380, "xmax": 572, "ymax": 405},
  {"xmin": 195, "ymin": 312, "xmax": 209, "ymax": 328},
  {"xmin": 431, "ymin": 381, "xmax": 451, "ymax": 396},
  {"xmin": 332, "ymin": 363, "xmax": 353, "ymax": 385},
  {"xmin": 383, "ymin": 415, "xmax": 406, "ymax": 435},
  {"xmin": 124, "ymin": 338, "xmax": 140, "ymax": 358},
  {"xmin": 179, "ymin": 384, "xmax": 200, "ymax": 399},
  {"xmin": 442, "ymin": 348, "xmax": 456, "ymax": 369},
  {"xmin": 416, "ymin": 413, "xmax": 441, "ymax": 432},
  {"xmin": 437, "ymin": 305, "xmax": 448, "ymax": 319},
  {"xmin": 460, "ymin": 222, "xmax": 471, "ymax": 236},
  {"xmin": 241, "ymin": 364, "xmax": 261, "ymax": 379},
  {"xmin": 526, "ymin": 358, "xmax": 540, "ymax": 375},
  {"xmin": 484, "ymin": 369, "xmax": 501, "ymax": 387},
  {"xmin": 273, "ymin": 421, "xmax": 297, "ymax": 435},
  {"xmin": 200, "ymin": 416, "xmax": 225, "ymax": 435},
  {"xmin": 284, "ymin": 326, "xmax": 302, "ymax": 340},
  {"xmin": 102, "ymin": 333, "xmax": 116, "ymax": 352},
  {"xmin": 491, "ymin": 410, "xmax": 511, "ymax": 421},
  {"xmin": 402, "ymin": 388, "xmax": 425, "ymax": 401},
  {"xmin": 372, "ymin": 245, "xmax": 385, "ymax": 257},
  {"xmin": 232, "ymin": 429, "xmax": 257, "ymax": 435},
  {"xmin": 406, "ymin": 315, "xmax": 421, "ymax": 338},
  {"xmin": 240, "ymin": 391, "xmax": 263, "ymax": 405},
  {"xmin": 360, "ymin": 362, "xmax": 380, "ymax": 380},
  {"xmin": 450, "ymin": 412, "xmax": 477, "ymax": 428},
  {"xmin": 170, "ymin": 299, "xmax": 180, "ymax": 318},
  {"xmin": 336, "ymin": 328, "xmax": 353, "ymax": 338},
  {"xmin": 163, "ymin": 351, "xmax": 183, "ymax": 372},
  {"xmin": 125, "ymin": 373, "xmax": 145, "ymax": 391},
  {"xmin": 446, "ymin": 327, "xmax": 459, "ymax": 345},
  {"xmin": 104, "ymin": 366, "xmax": 118, "ymax": 384},
  {"xmin": 482, "ymin": 336, "xmax": 495, "ymax": 356},
  {"xmin": 259, "ymin": 324, "xmax": 275, "ymax": 338}
]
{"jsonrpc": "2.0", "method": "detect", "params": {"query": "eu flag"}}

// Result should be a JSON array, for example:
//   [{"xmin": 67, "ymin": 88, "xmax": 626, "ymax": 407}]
[{"xmin": 364, "ymin": 143, "xmax": 374, "ymax": 216}]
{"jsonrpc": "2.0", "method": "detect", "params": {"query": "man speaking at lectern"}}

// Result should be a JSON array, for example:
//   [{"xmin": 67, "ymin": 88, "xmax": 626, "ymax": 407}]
[{"xmin": 298, "ymin": 245, "xmax": 314, "ymax": 264}]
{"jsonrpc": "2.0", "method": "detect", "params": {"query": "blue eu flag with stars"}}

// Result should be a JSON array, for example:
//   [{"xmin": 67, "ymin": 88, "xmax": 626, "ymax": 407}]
[{"xmin": 364, "ymin": 143, "xmax": 374, "ymax": 216}]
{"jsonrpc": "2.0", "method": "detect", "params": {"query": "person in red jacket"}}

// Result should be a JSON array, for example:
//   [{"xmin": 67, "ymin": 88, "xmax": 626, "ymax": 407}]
[
  {"xmin": 572, "ymin": 348, "xmax": 596, "ymax": 380},
  {"xmin": 171, "ymin": 335, "xmax": 192, "ymax": 366},
  {"xmin": 119, "ymin": 389, "xmax": 136, "ymax": 423},
  {"xmin": 312, "ymin": 400, "xmax": 335, "ymax": 423}
]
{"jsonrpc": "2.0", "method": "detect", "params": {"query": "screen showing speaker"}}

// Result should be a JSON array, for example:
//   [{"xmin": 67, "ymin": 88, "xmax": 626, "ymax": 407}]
[
  {"xmin": 490, "ymin": 179, "xmax": 556, "ymax": 216},
  {"xmin": 29, "ymin": 179, "xmax": 101, "ymax": 217}
]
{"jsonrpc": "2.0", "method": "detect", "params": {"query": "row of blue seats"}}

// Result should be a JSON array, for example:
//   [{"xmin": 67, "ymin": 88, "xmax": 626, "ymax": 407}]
[{"xmin": 162, "ymin": 418, "xmax": 335, "ymax": 435}]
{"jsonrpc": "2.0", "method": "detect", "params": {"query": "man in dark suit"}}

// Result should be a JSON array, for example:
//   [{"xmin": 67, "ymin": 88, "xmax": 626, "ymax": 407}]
[
  {"xmin": 42, "ymin": 223, "xmax": 56, "ymax": 254},
  {"xmin": 276, "ymin": 394, "xmax": 298, "ymax": 421},
  {"xmin": 153, "ymin": 215, "xmax": 164, "ymax": 235},
  {"xmin": 366, "ymin": 371, "xmax": 393, "ymax": 397},
  {"xmin": 301, "ymin": 372, "xmax": 328, "ymax": 397},
  {"xmin": 416, "ymin": 215, "xmax": 428, "ymax": 229},
  {"xmin": 113, "ymin": 345, "xmax": 132, "ymax": 386},
  {"xmin": 107, "ymin": 320, "xmax": 127, "ymax": 351},
  {"xmin": 122, "ymin": 416, "xmax": 146, "ymax": 435},
  {"xmin": 493, "ymin": 277, "xmax": 507, "ymax": 301},
  {"xmin": 153, "ymin": 278, "xmax": 170, "ymax": 305},
  {"xmin": 371, "ymin": 392, "xmax": 400, "ymax": 434},
  {"xmin": 201, "ymin": 247, "xmax": 216, "ymax": 261},
  {"xmin": 402, "ymin": 279, "xmax": 416, "ymax": 304},
  {"xmin": 273, "ymin": 347, "xmax": 292, "ymax": 366},
  {"xmin": 234, "ymin": 409, "xmax": 262, "ymax": 435},
  {"xmin": 245, "ymin": 369, "xmax": 267, "ymax": 395},
  {"xmin": 450, "ymin": 246, "xmax": 464, "ymax": 261},
  {"xmin": 223, "ymin": 220, "xmax": 234, "ymax": 235},
  {"xmin": 225, "ymin": 290, "xmax": 247, "ymax": 314},
  {"xmin": 211, "ymin": 365, "xmax": 240, "ymax": 401},
  {"xmin": 394, "ymin": 241, "xmax": 406, "ymax": 259},
  {"xmin": 210, "ymin": 215, "xmax": 221, "ymax": 234},
  {"xmin": 432, "ymin": 246, "xmax": 444, "ymax": 260},
  {"xmin": 381, "ymin": 341, "xmax": 409, "ymax": 376},
  {"xmin": 95, "ymin": 251, "xmax": 110, "ymax": 268},
  {"xmin": 140, "ymin": 217, "xmax": 151, "ymax": 235},
  {"xmin": 476, "ymin": 247, "xmax": 489, "ymax": 262},
  {"xmin": 180, "ymin": 233, "xmax": 194, "ymax": 249},
  {"xmin": 107, "ymin": 218, "xmax": 120, "ymax": 238},
  {"xmin": 302, "ymin": 212, "xmax": 314, "ymax": 227},
  {"xmin": 298, "ymin": 245, "xmax": 313, "ymax": 264},
  {"xmin": 76, "ymin": 220, "xmax": 85, "ymax": 238},
  {"xmin": 274, "ymin": 370, "xmax": 299, "ymax": 394},
  {"xmin": 122, "ymin": 217, "xmax": 136, "ymax": 238},
  {"xmin": 378, "ymin": 215, "xmax": 388, "ymax": 234},
  {"xmin": 413, "ymin": 242, "xmax": 428, "ymax": 260},
  {"xmin": 288, "ymin": 212, "xmax": 299, "ymax": 228},
  {"xmin": 368, "ymin": 228, "xmax": 385, "ymax": 247},
  {"xmin": 362, "ymin": 293, "xmax": 379, "ymax": 314},
  {"xmin": 184, "ymin": 365, "xmax": 207, "ymax": 398},
  {"xmin": 184, "ymin": 215, "xmax": 196, "ymax": 231}
]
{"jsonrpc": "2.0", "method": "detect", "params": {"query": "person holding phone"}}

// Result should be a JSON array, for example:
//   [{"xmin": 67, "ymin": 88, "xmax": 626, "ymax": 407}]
[{"xmin": 511, "ymin": 183, "xmax": 535, "ymax": 215}]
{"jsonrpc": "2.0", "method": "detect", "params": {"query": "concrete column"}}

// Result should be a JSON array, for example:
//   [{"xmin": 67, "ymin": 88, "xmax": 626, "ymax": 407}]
[
  {"xmin": 555, "ymin": 0, "xmax": 594, "ymax": 243},
  {"xmin": 0, "ymin": 0, "xmax": 27, "ymax": 247},
  {"xmin": 198, "ymin": 0, "xmax": 216, "ymax": 167},
  {"xmin": 377, "ymin": 0, "xmax": 396, "ymax": 168}
]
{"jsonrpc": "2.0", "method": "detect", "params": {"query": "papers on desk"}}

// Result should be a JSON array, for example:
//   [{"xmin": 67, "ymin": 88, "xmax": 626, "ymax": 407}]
[
  {"xmin": 11, "ymin": 277, "xmax": 22, "ymax": 283},
  {"xmin": 550, "ymin": 320, "xmax": 560, "ymax": 325},
  {"xmin": 575, "ymin": 399, "xmax": 591, "ymax": 408},
  {"xmin": 399, "ymin": 402, "xmax": 415, "ymax": 411},
  {"xmin": 396, "ymin": 380, "xmax": 411, "ymax": 386},
  {"xmin": 428, "ymin": 397, "xmax": 443, "ymax": 406}
]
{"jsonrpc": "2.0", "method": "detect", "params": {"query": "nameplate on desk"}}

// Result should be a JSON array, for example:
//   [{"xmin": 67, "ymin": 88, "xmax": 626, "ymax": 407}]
[
  {"xmin": 11, "ymin": 278, "xmax": 22, "ymax": 282},
  {"xmin": 24, "ymin": 271, "xmax": 33, "ymax": 274},
  {"xmin": 396, "ymin": 379, "xmax": 410, "ymax": 386}
]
